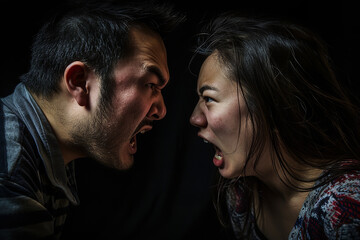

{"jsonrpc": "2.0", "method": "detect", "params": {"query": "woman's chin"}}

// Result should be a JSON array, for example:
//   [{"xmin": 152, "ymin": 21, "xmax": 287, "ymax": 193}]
[
  {"xmin": 217, "ymin": 161, "xmax": 246, "ymax": 179},
  {"xmin": 218, "ymin": 165, "xmax": 236, "ymax": 179}
]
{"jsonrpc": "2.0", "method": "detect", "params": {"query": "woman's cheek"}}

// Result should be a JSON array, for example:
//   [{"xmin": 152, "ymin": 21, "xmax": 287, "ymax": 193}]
[{"xmin": 210, "ymin": 114, "xmax": 224, "ymax": 131}]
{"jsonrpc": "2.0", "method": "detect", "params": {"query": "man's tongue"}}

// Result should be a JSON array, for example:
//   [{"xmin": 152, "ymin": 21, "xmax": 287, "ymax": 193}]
[{"xmin": 213, "ymin": 148, "xmax": 224, "ymax": 168}]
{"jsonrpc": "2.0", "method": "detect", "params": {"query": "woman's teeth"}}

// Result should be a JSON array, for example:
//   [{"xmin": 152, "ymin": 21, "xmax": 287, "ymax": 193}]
[
  {"xmin": 215, "ymin": 153, "xmax": 223, "ymax": 160},
  {"xmin": 202, "ymin": 139, "xmax": 224, "ymax": 162}
]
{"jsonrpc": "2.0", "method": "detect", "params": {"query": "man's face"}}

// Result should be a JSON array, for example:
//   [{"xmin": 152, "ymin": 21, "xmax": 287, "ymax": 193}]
[{"xmin": 74, "ymin": 27, "xmax": 169, "ymax": 170}]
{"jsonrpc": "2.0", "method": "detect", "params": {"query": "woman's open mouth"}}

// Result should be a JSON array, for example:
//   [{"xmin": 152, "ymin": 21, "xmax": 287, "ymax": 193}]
[
  {"xmin": 203, "ymin": 138, "xmax": 224, "ymax": 169},
  {"xmin": 213, "ymin": 145, "xmax": 224, "ymax": 168}
]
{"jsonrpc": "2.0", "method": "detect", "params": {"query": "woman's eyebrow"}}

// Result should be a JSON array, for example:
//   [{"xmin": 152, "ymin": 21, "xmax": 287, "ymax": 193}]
[{"xmin": 199, "ymin": 85, "xmax": 219, "ymax": 95}]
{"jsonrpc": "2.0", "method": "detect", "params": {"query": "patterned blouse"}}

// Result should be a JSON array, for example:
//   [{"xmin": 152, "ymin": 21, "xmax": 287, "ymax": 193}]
[{"xmin": 227, "ymin": 171, "xmax": 360, "ymax": 239}]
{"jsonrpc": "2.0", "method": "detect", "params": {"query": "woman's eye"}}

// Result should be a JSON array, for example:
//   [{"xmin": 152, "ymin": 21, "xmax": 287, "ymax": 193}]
[{"xmin": 203, "ymin": 96, "xmax": 215, "ymax": 103}]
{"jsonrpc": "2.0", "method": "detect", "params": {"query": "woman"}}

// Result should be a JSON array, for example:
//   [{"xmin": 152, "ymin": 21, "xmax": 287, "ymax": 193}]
[{"xmin": 190, "ymin": 14, "xmax": 360, "ymax": 239}]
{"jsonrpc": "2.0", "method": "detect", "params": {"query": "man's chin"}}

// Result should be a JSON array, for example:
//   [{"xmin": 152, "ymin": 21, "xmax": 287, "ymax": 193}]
[
  {"xmin": 114, "ymin": 153, "xmax": 135, "ymax": 170},
  {"xmin": 91, "ymin": 151, "xmax": 135, "ymax": 170}
]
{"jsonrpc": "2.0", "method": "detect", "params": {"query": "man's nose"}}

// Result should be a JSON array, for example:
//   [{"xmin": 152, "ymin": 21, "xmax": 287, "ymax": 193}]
[
  {"xmin": 147, "ymin": 95, "xmax": 167, "ymax": 120},
  {"xmin": 189, "ymin": 102, "xmax": 207, "ymax": 128}
]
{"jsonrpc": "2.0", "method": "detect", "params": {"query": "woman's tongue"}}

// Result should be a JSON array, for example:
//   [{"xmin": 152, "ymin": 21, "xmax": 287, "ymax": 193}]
[{"xmin": 213, "ymin": 148, "xmax": 224, "ymax": 168}]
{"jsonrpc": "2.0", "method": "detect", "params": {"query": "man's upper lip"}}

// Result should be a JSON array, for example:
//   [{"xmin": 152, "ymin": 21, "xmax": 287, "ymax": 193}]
[
  {"xmin": 138, "ymin": 125, "xmax": 153, "ymax": 134},
  {"xmin": 133, "ymin": 125, "xmax": 153, "ymax": 137},
  {"xmin": 132, "ymin": 120, "xmax": 154, "ymax": 138}
]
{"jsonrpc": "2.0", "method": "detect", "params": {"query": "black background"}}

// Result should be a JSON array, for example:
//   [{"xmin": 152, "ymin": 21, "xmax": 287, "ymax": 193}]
[{"xmin": 1, "ymin": 1, "xmax": 358, "ymax": 239}]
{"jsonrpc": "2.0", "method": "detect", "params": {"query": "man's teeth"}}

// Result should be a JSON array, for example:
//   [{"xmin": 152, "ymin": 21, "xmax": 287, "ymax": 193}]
[
  {"xmin": 140, "ymin": 128, "xmax": 150, "ymax": 134},
  {"xmin": 130, "ymin": 137, "xmax": 136, "ymax": 147},
  {"xmin": 215, "ymin": 153, "xmax": 223, "ymax": 160},
  {"xmin": 203, "ymin": 139, "xmax": 209, "ymax": 143}
]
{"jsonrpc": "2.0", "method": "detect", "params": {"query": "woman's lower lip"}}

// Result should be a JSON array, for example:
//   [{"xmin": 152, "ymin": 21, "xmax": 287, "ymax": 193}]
[{"xmin": 213, "ymin": 152, "xmax": 224, "ymax": 168}]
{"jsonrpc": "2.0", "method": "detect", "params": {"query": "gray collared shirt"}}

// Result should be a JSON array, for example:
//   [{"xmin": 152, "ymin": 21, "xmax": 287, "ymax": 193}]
[{"xmin": 0, "ymin": 83, "xmax": 79, "ymax": 239}]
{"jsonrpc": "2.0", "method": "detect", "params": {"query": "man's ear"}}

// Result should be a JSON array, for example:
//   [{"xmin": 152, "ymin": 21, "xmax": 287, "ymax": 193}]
[{"xmin": 64, "ymin": 61, "xmax": 89, "ymax": 107}]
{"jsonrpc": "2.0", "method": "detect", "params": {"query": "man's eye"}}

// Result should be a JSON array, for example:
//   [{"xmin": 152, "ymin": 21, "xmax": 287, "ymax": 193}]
[{"xmin": 147, "ymin": 83, "xmax": 156, "ymax": 89}]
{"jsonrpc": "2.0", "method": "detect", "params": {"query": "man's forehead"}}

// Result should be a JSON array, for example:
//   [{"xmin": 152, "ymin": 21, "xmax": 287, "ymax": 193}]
[{"xmin": 129, "ymin": 27, "xmax": 169, "ymax": 81}]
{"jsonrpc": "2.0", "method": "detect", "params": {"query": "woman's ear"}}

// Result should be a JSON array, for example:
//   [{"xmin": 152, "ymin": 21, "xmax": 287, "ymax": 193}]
[{"xmin": 63, "ymin": 61, "xmax": 89, "ymax": 107}]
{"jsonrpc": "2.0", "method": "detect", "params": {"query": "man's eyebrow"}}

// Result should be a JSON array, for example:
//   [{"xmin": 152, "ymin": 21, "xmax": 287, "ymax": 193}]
[
  {"xmin": 199, "ymin": 85, "xmax": 219, "ymax": 95},
  {"xmin": 145, "ymin": 65, "xmax": 166, "ymax": 86}
]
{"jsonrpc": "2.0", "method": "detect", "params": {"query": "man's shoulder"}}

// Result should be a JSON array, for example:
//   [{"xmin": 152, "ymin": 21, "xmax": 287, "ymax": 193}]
[{"xmin": 0, "ymin": 101, "xmax": 41, "ymax": 177}]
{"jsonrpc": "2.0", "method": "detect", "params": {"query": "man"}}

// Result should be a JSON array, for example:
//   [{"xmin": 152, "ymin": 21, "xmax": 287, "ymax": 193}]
[{"xmin": 0, "ymin": 2, "xmax": 184, "ymax": 238}]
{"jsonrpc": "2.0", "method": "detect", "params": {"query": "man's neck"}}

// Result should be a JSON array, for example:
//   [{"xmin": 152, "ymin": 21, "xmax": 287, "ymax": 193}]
[{"xmin": 32, "ymin": 92, "xmax": 85, "ymax": 165}]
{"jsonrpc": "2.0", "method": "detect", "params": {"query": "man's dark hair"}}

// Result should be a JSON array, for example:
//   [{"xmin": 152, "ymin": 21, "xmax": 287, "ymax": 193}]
[{"xmin": 21, "ymin": 1, "xmax": 185, "ymax": 99}]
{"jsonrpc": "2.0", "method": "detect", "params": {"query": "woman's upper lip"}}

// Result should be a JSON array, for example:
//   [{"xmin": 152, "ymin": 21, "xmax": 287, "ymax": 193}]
[
  {"xmin": 198, "ymin": 133, "xmax": 205, "ymax": 140},
  {"xmin": 198, "ymin": 133, "xmax": 211, "ymax": 144},
  {"xmin": 198, "ymin": 133, "xmax": 221, "ymax": 151}
]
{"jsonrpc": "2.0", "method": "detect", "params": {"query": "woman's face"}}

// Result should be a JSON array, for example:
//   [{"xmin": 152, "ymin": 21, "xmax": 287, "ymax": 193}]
[{"xmin": 190, "ymin": 52, "xmax": 255, "ymax": 179}]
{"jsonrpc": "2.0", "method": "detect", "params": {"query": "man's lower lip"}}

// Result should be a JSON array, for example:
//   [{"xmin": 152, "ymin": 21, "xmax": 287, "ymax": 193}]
[{"xmin": 129, "ymin": 135, "xmax": 137, "ymax": 154}]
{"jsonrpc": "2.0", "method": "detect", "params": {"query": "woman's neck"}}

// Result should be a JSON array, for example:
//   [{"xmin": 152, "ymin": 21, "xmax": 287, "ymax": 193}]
[{"xmin": 253, "ymin": 156, "xmax": 323, "ymax": 240}]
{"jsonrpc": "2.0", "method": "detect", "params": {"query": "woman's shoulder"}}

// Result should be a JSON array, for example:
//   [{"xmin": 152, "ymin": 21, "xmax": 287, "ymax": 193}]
[
  {"xmin": 323, "ymin": 170, "xmax": 360, "ymax": 199},
  {"xmin": 302, "ymin": 171, "xmax": 360, "ymax": 238},
  {"xmin": 322, "ymin": 171, "xmax": 360, "ymax": 216}
]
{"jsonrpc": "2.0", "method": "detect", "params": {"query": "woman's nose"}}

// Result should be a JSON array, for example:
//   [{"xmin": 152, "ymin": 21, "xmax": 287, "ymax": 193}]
[{"xmin": 189, "ymin": 102, "xmax": 207, "ymax": 128}]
